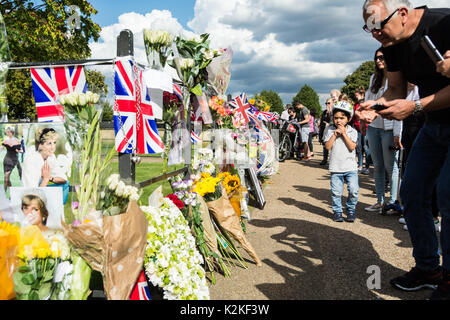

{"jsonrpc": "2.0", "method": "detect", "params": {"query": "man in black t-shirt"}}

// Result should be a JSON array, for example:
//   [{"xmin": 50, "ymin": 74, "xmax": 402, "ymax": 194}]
[{"xmin": 359, "ymin": 1, "xmax": 450, "ymax": 300}]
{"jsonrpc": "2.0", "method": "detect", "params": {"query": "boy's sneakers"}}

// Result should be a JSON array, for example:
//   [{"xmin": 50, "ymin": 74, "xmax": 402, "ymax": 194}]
[
  {"xmin": 333, "ymin": 213, "xmax": 344, "ymax": 222},
  {"xmin": 365, "ymin": 203, "xmax": 383, "ymax": 213},
  {"xmin": 360, "ymin": 168, "xmax": 370, "ymax": 175},
  {"xmin": 390, "ymin": 267, "xmax": 442, "ymax": 292},
  {"xmin": 399, "ymin": 217, "xmax": 406, "ymax": 225},
  {"xmin": 345, "ymin": 213, "xmax": 356, "ymax": 223}
]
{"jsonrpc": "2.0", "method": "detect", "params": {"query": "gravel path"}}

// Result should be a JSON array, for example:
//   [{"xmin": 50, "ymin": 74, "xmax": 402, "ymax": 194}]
[{"xmin": 209, "ymin": 140, "xmax": 439, "ymax": 300}]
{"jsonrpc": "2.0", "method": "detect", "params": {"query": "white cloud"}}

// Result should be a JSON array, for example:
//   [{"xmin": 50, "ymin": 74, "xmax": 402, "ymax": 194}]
[{"xmin": 90, "ymin": 1, "xmax": 449, "ymax": 105}]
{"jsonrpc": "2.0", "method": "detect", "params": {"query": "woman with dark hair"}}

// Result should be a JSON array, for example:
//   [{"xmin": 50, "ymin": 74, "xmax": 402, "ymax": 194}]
[
  {"xmin": 1, "ymin": 127, "xmax": 23, "ymax": 192},
  {"xmin": 356, "ymin": 48, "xmax": 402, "ymax": 214}
]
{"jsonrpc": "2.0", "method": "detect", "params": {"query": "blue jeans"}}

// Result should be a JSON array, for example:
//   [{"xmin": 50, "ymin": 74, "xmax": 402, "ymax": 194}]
[
  {"xmin": 330, "ymin": 171, "xmax": 359, "ymax": 215},
  {"xmin": 366, "ymin": 126, "xmax": 399, "ymax": 205},
  {"xmin": 400, "ymin": 123, "xmax": 450, "ymax": 272}
]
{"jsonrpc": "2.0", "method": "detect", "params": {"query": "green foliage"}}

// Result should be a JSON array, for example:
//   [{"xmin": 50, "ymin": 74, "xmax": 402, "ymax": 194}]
[
  {"xmin": 292, "ymin": 84, "xmax": 321, "ymax": 116},
  {"xmin": 340, "ymin": 61, "xmax": 375, "ymax": 102},
  {"xmin": 101, "ymin": 100, "xmax": 113, "ymax": 122},
  {"xmin": 2, "ymin": 0, "xmax": 102, "ymax": 120},
  {"xmin": 85, "ymin": 69, "xmax": 112, "ymax": 121},
  {"xmin": 258, "ymin": 89, "xmax": 284, "ymax": 115}
]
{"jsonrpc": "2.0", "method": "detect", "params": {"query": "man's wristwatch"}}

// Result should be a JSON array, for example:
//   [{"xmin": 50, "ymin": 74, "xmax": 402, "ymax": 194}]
[
  {"xmin": 50, "ymin": 177, "xmax": 54, "ymax": 183},
  {"xmin": 413, "ymin": 99, "xmax": 423, "ymax": 116}
]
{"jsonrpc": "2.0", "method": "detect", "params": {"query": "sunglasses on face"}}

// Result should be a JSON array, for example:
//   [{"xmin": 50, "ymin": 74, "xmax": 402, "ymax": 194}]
[
  {"xmin": 375, "ymin": 55, "xmax": 385, "ymax": 61},
  {"xmin": 363, "ymin": 8, "xmax": 399, "ymax": 33}
]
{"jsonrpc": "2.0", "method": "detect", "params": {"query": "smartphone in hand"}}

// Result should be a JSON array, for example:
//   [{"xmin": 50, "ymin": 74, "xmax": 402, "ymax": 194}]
[
  {"xmin": 370, "ymin": 103, "xmax": 388, "ymax": 111},
  {"xmin": 421, "ymin": 35, "xmax": 444, "ymax": 64}
]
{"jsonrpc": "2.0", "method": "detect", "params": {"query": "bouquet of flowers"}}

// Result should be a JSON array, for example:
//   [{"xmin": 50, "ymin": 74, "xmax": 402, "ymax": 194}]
[
  {"xmin": 170, "ymin": 177, "xmax": 230, "ymax": 283},
  {"xmin": 0, "ymin": 12, "xmax": 10, "ymax": 122},
  {"xmin": 194, "ymin": 172, "xmax": 262, "ymax": 267},
  {"xmin": 62, "ymin": 201, "xmax": 148, "ymax": 300},
  {"xmin": 249, "ymin": 96, "xmax": 271, "ymax": 112},
  {"xmin": 59, "ymin": 91, "xmax": 100, "ymax": 154},
  {"xmin": 12, "ymin": 226, "xmax": 74, "ymax": 300},
  {"xmin": 171, "ymin": 34, "xmax": 219, "ymax": 94},
  {"xmin": 143, "ymin": 29, "xmax": 173, "ymax": 70},
  {"xmin": 69, "ymin": 106, "xmax": 116, "ymax": 221},
  {"xmin": 98, "ymin": 174, "xmax": 142, "ymax": 216},
  {"xmin": 142, "ymin": 197, "xmax": 210, "ymax": 300},
  {"xmin": 192, "ymin": 148, "xmax": 216, "ymax": 176},
  {"xmin": 208, "ymin": 96, "xmax": 234, "ymax": 128},
  {"xmin": 0, "ymin": 221, "xmax": 19, "ymax": 300},
  {"xmin": 218, "ymin": 172, "xmax": 246, "ymax": 219}
]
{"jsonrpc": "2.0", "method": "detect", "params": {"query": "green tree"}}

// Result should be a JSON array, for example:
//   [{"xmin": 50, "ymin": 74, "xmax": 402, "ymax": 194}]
[
  {"xmin": 258, "ymin": 89, "xmax": 284, "ymax": 115},
  {"xmin": 292, "ymin": 84, "xmax": 321, "ymax": 116},
  {"xmin": 340, "ymin": 61, "xmax": 375, "ymax": 103},
  {"xmin": 1, "ymin": 0, "xmax": 101, "ymax": 120},
  {"xmin": 101, "ymin": 100, "xmax": 113, "ymax": 122}
]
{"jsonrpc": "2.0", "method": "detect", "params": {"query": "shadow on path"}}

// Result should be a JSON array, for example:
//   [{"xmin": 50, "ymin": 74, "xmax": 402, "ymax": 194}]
[{"xmin": 249, "ymin": 217, "xmax": 428, "ymax": 300}]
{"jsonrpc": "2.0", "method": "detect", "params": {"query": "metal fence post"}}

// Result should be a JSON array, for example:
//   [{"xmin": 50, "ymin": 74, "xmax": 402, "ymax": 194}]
[{"xmin": 117, "ymin": 29, "xmax": 135, "ymax": 185}]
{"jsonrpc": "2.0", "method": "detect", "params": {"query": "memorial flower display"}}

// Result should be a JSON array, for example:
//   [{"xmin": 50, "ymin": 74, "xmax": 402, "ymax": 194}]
[{"xmin": 142, "ymin": 198, "xmax": 210, "ymax": 300}]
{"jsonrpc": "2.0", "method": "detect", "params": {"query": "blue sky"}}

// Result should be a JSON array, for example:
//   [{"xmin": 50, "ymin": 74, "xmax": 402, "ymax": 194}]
[{"xmin": 90, "ymin": 0, "xmax": 196, "ymax": 28}]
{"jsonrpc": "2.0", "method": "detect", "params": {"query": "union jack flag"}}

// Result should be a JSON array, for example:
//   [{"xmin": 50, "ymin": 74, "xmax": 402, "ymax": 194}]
[
  {"xmin": 114, "ymin": 58, "xmax": 164, "ymax": 154},
  {"xmin": 129, "ymin": 271, "xmax": 151, "ymax": 300},
  {"xmin": 229, "ymin": 93, "xmax": 252, "ymax": 123},
  {"xmin": 256, "ymin": 111, "xmax": 279, "ymax": 123},
  {"xmin": 30, "ymin": 66, "xmax": 87, "ymax": 122}
]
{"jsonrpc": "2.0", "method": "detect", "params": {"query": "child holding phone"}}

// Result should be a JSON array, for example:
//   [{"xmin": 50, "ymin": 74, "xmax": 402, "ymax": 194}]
[{"xmin": 324, "ymin": 102, "xmax": 359, "ymax": 222}]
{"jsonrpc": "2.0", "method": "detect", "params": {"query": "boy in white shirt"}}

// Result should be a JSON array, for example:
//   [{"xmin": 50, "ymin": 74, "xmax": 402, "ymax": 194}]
[{"xmin": 324, "ymin": 102, "xmax": 359, "ymax": 222}]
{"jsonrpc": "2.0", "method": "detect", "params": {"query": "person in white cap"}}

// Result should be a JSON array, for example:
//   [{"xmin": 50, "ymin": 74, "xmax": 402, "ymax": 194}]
[{"xmin": 323, "ymin": 101, "xmax": 359, "ymax": 223}]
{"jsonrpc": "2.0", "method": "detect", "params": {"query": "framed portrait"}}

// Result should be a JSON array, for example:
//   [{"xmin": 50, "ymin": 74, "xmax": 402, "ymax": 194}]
[
  {"xmin": 10, "ymin": 187, "xmax": 64, "ymax": 230},
  {"xmin": 21, "ymin": 123, "xmax": 73, "ymax": 204}
]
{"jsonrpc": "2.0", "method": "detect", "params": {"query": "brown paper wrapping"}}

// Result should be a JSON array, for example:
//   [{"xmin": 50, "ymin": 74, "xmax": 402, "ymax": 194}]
[
  {"xmin": 62, "ymin": 201, "xmax": 148, "ymax": 300},
  {"xmin": 197, "ymin": 196, "xmax": 220, "ymax": 257},
  {"xmin": 207, "ymin": 193, "xmax": 262, "ymax": 267}
]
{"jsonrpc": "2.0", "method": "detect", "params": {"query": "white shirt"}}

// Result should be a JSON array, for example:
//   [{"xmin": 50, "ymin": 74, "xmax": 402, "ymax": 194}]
[
  {"xmin": 22, "ymin": 150, "xmax": 69, "ymax": 187},
  {"xmin": 280, "ymin": 110, "xmax": 290, "ymax": 121},
  {"xmin": 324, "ymin": 125, "xmax": 358, "ymax": 173},
  {"xmin": 365, "ymin": 74, "xmax": 403, "ymax": 137}
]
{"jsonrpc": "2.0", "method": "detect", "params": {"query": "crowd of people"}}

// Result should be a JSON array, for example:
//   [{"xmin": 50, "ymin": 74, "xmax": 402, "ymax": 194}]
[{"xmin": 278, "ymin": 0, "xmax": 450, "ymax": 301}]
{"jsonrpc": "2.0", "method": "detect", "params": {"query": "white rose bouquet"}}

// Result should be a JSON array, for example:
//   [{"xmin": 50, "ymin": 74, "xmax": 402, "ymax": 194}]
[
  {"xmin": 142, "ymin": 198, "xmax": 210, "ymax": 300},
  {"xmin": 143, "ymin": 29, "xmax": 173, "ymax": 70},
  {"xmin": 98, "ymin": 174, "xmax": 142, "ymax": 216}
]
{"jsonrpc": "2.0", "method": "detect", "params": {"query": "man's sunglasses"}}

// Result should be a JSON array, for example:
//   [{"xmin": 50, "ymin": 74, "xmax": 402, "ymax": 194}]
[{"xmin": 363, "ymin": 8, "xmax": 399, "ymax": 33}]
